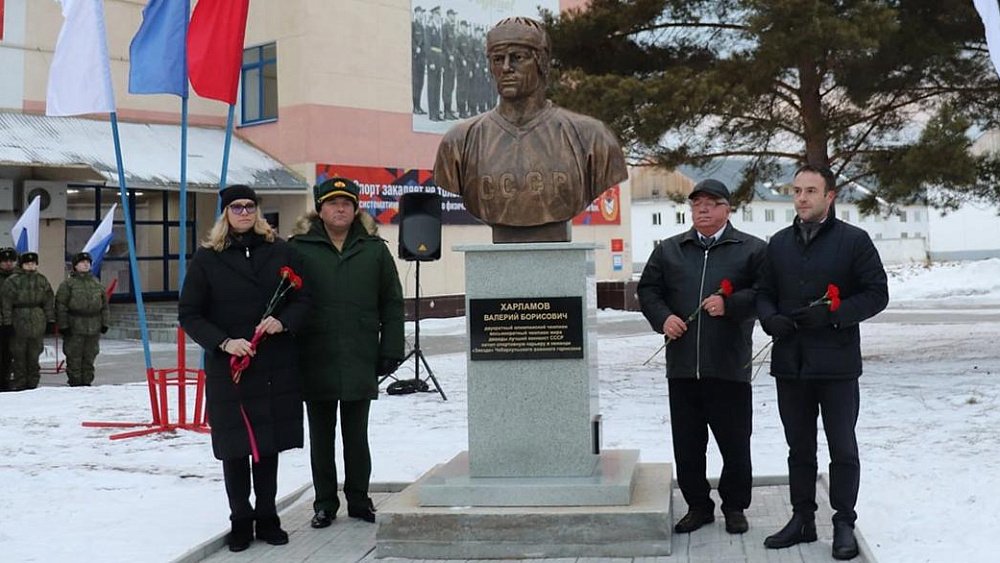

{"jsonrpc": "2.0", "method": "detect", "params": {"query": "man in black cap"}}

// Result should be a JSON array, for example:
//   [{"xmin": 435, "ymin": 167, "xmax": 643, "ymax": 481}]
[
  {"xmin": 0, "ymin": 247, "xmax": 17, "ymax": 391},
  {"xmin": 55, "ymin": 252, "xmax": 110, "ymax": 386},
  {"xmin": 637, "ymin": 179, "xmax": 766, "ymax": 535},
  {"xmin": 425, "ymin": 7, "xmax": 444, "ymax": 121},
  {"xmin": 441, "ymin": 9, "xmax": 459, "ymax": 120},
  {"xmin": 411, "ymin": 6, "xmax": 427, "ymax": 115},
  {"xmin": 1, "ymin": 251, "xmax": 54, "ymax": 390}
]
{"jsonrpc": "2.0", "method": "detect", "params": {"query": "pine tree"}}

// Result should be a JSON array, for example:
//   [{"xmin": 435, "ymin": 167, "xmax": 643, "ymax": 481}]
[{"xmin": 542, "ymin": 0, "xmax": 1000, "ymax": 209}]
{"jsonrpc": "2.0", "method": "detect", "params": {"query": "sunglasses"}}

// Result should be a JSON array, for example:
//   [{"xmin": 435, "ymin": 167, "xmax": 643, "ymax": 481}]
[{"xmin": 228, "ymin": 203, "xmax": 257, "ymax": 215}]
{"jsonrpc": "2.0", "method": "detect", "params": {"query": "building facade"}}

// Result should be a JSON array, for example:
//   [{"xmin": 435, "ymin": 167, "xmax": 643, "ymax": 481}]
[{"xmin": 0, "ymin": 0, "xmax": 631, "ymax": 307}]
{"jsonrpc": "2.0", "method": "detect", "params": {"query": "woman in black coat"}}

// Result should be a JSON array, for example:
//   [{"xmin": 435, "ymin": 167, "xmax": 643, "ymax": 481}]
[{"xmin": 178, "ymin": 185, "xmax": 309, "ymax": 552}]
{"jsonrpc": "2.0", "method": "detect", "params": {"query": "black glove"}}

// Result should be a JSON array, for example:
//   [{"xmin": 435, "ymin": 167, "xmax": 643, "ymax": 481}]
[
  {"xmin": 60, "ymin": 326, "xmax": 71, "ymax": 337},
  {"xmin": 791, "ymin": 305, "xmax": 832, "ymax": 329},
  {"xmin": 761, "ymin": 315, "xmax": 796, "ymax": 339},
  {"xmin": 0, "ymin": 325, "xmax": 11, "ymax": 337},
  {"xmin": 100, "ymin": 326, "xmax": 108, "ymax": 334},
  {"xmin": 45, "ymin": 321, "xmax": 56, "ymax": 335},
  {"xmin": 377, "ymin": 358, "xmax": 401, "ymax": 377}
]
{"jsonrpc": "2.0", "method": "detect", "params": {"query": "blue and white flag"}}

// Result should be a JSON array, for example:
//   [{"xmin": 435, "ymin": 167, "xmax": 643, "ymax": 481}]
[
  {"xmin": 81, "ymin": 203, "xmax": 117, "ymax": 278},
  {"xmin": 129, "ymin": 0, "xmax": 189, "ymax": 97},
  {"xmin": 45, "ymin": 0, "xmax": 116, "ymax": 116},
  {"xmin": 11, "ymin": 195, "xmax": 40, "ymax": 254},
  {"xmin": 975, "ymin": 0, "xmax": 1000, "ymax": 80}
]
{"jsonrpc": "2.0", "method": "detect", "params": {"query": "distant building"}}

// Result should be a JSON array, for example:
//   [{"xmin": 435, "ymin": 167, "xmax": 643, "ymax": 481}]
[{"xmin": 631, "ymin": 159, "xmax": 930, "ymax": 271}]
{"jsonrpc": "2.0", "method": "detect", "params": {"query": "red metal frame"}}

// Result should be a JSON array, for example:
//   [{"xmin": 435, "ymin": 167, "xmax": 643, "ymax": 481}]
[{"xmin": 82, "ymin": 327, "xmax": 210, "ymax": 439}]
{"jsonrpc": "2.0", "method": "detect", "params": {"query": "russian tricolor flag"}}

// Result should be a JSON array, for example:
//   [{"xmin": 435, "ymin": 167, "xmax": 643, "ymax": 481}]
[
  {"xmin": 82, "ymin": 203, "xmax": 118, "ymax": 278},
  {"xmin": 11, "ymin": 195, "xmax": 40, "ymax": 254}
]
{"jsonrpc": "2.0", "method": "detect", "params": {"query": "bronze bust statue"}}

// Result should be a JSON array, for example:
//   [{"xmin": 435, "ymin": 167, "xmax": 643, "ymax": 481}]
[{"xmin": 433, "ymin": 17, "xmax": 628, "ymax": 243}]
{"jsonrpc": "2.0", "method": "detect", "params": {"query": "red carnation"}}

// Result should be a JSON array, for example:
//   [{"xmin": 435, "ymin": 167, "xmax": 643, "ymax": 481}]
[
  {"xmin": 809, "ymin": 283, "xmax": 841, "ymax": 312},
  {"xmin": 685, "ymin": 278, "xmax": 735, "ymax": 323}
]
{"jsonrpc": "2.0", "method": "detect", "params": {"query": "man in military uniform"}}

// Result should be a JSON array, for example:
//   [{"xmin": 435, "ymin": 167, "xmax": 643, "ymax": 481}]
[
  {"xmin": 56, "ymin": 252, "xmax": 110, "ymax": 387},
  {"xmin": 425, "ymin": 7, "xmax": 444, "ymax": 121},
  {"xmin": 0, "ymin": 247, "xmax": 17, "ymax": 391},
  {"xmin": 441, "ymin": 9, "xmax": 458, "ymax": 120},
  {"xmin": 1, "ymin": 252, "xmax": 55, "ymax": 390},
  {"xmin": 411, "ymin": 6, "xmax": 427, "ymax": 115},
  {"xmin": 455, "ymin": 20, "xmax": 473, "ymax": 118},
  {"xmin": 433, "ymin": 17, "xmax": 628, "ymax": 243}
]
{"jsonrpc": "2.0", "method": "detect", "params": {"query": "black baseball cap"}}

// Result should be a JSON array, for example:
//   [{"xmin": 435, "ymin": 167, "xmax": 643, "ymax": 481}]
[{"xmin": 688, "ymin": 179, "xmax": 731, "ymax": 204}]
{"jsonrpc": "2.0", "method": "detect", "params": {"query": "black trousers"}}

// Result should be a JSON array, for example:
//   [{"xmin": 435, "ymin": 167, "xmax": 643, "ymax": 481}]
[
  {"xmin": 307, "ymin": 399, "xmax": 372, "ymax": 514},
  {"xmin": 222, "ymin": 454, "xmax": 279, "ymax": 521},
  {"xmin": 776, "ymin": 378, "xmax": 860, "ymax": 525},
  {"xmin": 0, "ymin": 331, "xmax": 11, "ymax": 391},
  {"xmin": 668, "ymin": 378, "xmax": 752, "ymax": 513}
]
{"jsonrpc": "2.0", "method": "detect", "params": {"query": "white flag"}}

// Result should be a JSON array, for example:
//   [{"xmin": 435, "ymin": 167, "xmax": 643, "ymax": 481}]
[
  {"xmin": 45, "ymin": 0, "xmax": 116, "ymax": 116},
  {"xmin": 81, "ymin": 203, "xmax": 117, "ymax": 277},
  {"xmin": 975, "ymin": 0, "xmax": 1000, "ymax": 80},
  {"xmin": 11, "ymin": 196, "xmax": 41, "ymax": 254}
]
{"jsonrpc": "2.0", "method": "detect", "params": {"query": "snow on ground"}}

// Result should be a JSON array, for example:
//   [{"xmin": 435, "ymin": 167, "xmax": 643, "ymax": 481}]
[{"xmin": 1, "ymin": 260, "xmax": 999, "ymax": 562}]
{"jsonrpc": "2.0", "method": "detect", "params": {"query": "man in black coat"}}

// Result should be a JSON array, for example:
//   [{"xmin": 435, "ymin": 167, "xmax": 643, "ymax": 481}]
[
  {"xmin": 756, "ymin": 164, "xmax": 888, "ymax": 561},
  {"xmin": 638, "ymin": 179, "xmax": 766, "ymax": 536}
]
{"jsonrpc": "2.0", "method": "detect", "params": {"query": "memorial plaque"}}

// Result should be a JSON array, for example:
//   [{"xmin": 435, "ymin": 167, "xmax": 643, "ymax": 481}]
[{"xmin": 469, "ymin": 296, "xmax": 584, "ymax": 360}]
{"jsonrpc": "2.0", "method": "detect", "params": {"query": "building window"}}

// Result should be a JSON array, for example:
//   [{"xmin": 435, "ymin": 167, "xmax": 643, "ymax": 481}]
[
  {"xmin": 898, "ymin": 210, "xmax": 908, "ymax": 222},
  {"xmin": 841, "ymin": 210, "xmax": 850, "ymax": 222},
  {"xmin": 742, "ymin": 207, "xmax": 753, "ymax": 222},
  {"xmin": 241, "ymin": 43, "xmax": 278, "ymax": 125},
  {"xmin": 764, "ymin": 209, "xmax": 775, "ymax": 222},
  {"xmin": 901, "ymin": 232, "xmax": 908, "ymax": 238},
  {"xmin": 874, "ymin": 232, "xmax": 883, "ymax": 240},
  {"xmin": 786, "ymin": 209, "xmax": 795, "ymax": 222},
  {"xmin": 652, "ymin": 212, "xmax": 661, "ymax": 225},
  {"xmin": 675, "ymin": 211, "xmax": 686, "ymax": 224},
  {"xmin": 913, "ymin": 210, "xmax": 921, "ymax": 222}
]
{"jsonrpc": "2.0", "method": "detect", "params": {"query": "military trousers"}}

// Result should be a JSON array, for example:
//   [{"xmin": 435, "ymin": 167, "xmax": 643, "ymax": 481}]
[
  {"xmin": 306, "ymin": 399, "xmax": 372, "ymax": 514},
  {"xmin": 64, "ymin": 334, "xmax": 100, "ymax": 386},
  {"xmin": 0, "ymin": 331, "xmax": 12, "ymax": 391},
  {"xmin": 10, "ymin": 335, "xmax": 43, "ymax": 390}
]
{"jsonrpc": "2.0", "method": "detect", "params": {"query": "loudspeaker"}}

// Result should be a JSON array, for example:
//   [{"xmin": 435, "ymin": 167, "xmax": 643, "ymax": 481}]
[{"xmin": 398, "ymin": 192, "xmax": 442, "ymax": 261}]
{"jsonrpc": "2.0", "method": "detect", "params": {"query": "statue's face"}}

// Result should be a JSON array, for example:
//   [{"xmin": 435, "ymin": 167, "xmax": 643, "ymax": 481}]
[{"xmin": 489, "ymin": 45, "xmax": 543, "ymax": 100}]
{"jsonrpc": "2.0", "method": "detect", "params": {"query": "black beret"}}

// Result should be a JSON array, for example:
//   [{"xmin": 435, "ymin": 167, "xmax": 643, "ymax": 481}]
[{"xmin": 220, "ymin": 185, "xmax": 259, "ymax": 209}]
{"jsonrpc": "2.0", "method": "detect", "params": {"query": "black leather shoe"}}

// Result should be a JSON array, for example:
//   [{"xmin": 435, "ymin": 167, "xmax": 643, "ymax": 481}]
[
  {"xmin": 674, "ymin": 507, "xmax": 714, "ymax": 533},
  {"xmin": 832, "ymin": 521, "xmax": 859, "ymax": 560},
  {"xmin": 255, "ymin": 515, "xmax": 289, "ymax": 545},
  {"xmin": 310, "ymin": 509, "xmax": 335, "ymax": 529},
  {"xmin": 227, "ymin": 518, "xmax": 253, "ymax": 552},
  {"xmin": 723, "ymin": 510, "xmax": 749, "ymax": 534},
  {"xmin": 764, "ymin": 513, "xmax": 817, "ymax": 548},
  {"xmin": 347, "ymin": 499, "xmax": 377, "ymax": 523}
]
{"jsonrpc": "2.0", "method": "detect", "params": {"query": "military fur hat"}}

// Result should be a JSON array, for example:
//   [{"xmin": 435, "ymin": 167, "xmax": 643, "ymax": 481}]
[
  {"xmin": 72, "ymin": 252, "xmax": 93, "ymax": 267},
  {"xmin": 18, "ymin": 251, "xmax": 38, "ymax": 266},
  {"xmin": 0, "ymin": 247, "xmax": 16, "ymax": 262},
  {"xmin": 314, "ymin": 177, "xmax": 360, "ymax": 211}
]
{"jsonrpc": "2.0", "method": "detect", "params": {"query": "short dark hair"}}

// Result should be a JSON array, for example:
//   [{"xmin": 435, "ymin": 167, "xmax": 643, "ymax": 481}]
[{"xmin": 793, "ymin": 164, "xmax": 836, "ymax": 193}]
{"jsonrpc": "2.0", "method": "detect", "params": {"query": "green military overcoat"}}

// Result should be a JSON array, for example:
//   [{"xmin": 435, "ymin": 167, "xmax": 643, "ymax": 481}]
[{"xmin": 289, "ymin": 213, "xmax": 404, "ymax": 402}]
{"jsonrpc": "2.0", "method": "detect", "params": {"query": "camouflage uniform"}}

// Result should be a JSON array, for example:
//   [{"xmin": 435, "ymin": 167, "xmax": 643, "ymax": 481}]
[
  {"xmin": 1, "ymin": 270, "xmax": 55, "ymax": 390},
  {"xmin": 56, "ymin": 272, "xmax": 109, "ymax": 386},
  {"xmin": 0, "ymin": 267, "xmax": 16, "ymax": 390}
]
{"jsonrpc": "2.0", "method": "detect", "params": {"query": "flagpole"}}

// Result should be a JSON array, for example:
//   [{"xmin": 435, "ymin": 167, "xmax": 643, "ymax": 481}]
[
  {"xmin": 179, "ymin": 97, "xmax": 189, "ymax": 288},
  {"xmin": 218, "ymin": 103, "xmax": 236, "ymax": 206},
  {"xmin": 109, "ymin": 112, "xmax": 153, "ymax": 372}
]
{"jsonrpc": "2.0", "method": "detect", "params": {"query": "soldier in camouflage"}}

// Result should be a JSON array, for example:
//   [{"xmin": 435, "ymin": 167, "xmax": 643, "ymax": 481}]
[
  {"xmin": 0, "ymin": 247, "xmax": 17, "ymax": 391},
  {"xmin": 55, "ymin": 252, "xmax": 109, "ymax": 387},
  {"xmin": 1, "ymin": 252, "xmax": 55, "ymax": 390}
]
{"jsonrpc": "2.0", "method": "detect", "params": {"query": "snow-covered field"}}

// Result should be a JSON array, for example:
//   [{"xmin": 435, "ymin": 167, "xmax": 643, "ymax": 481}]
[{"xmin": 3, "ymin": 259, "xmax": 1000, "ymax": 562}]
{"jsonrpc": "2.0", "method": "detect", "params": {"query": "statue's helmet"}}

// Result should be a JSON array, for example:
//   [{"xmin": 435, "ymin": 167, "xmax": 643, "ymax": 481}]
[{"xmin": 486, "ymin": 17, "xmax": 551, "ymax": 76}]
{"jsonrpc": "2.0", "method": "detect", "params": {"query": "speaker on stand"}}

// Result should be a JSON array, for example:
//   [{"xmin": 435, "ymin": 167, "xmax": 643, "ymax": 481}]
[{"xmin": 383, "ymin": 191, "xmax": 447, "ymax": 400}]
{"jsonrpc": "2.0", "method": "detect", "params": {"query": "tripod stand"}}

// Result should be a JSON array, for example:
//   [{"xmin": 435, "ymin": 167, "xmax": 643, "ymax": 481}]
[{"xmin": 381, "ymin": 260, "xmax": 447, "ymax": 400}]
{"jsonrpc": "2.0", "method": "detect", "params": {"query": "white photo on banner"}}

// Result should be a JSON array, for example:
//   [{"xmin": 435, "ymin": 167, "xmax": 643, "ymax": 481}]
[{"xmin": 410, "ymin": 0, "xmax": 559, "ymax": 134}]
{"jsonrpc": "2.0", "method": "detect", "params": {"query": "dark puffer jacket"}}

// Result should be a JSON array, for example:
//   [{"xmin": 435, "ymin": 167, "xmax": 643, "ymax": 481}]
[
  {"xmin": 756, "ymin": 217, "xmax": 888, "ymax": 380},
  {"xmin": 638, "ymin": 223, "xmax": 766, "ymax": 381},
  {"xmin": 179, "ymin": 234, "xmax": 309, "ymax": 460}
]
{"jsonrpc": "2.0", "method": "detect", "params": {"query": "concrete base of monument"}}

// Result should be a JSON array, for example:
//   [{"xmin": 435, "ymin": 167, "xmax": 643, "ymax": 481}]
[
  {"xmin": 374, "ymin": 462, "xmax": 673, "ymax": 559},
  {"xmin": 419, "ymin": 449, "xmax": 640, "ymax": 507}
]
